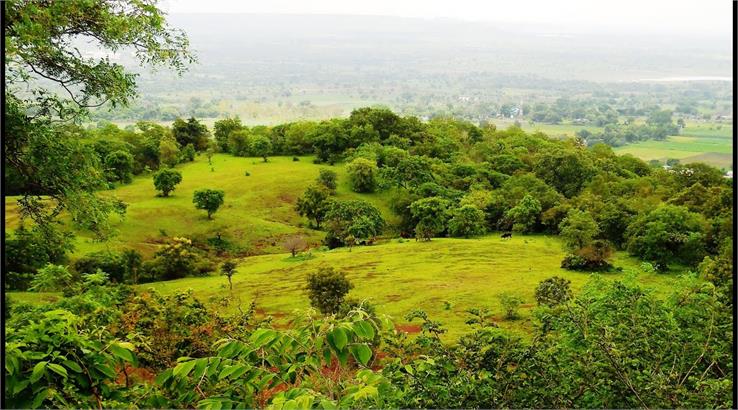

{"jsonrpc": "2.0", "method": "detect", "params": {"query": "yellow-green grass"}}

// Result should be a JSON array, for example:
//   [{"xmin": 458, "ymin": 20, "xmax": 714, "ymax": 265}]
[
  {"xmin": 6, "ymin": 235, "xmax": 677, "ymax": 341},
  {"xmin": 615, "ymin": 135, "xmax": 733, "ymax": 169},
  {"xmin": 4, "ymin": 155, "xmax": 396, "ymax": 258}
]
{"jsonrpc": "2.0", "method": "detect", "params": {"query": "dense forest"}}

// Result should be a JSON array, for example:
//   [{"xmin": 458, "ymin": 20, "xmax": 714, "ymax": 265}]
[{"xmin": 2, "ymin": 1, "xmax": 734, "ymax": 409}]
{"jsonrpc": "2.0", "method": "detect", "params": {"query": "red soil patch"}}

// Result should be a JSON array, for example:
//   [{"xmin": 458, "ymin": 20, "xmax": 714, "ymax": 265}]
[{"xmin": 395, "ymin": 324, "xmax": 421, "ymax": 334}]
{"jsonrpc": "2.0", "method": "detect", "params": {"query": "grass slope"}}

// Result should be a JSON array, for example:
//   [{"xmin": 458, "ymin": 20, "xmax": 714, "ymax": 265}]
[
  {"xmin": 8, "ymin": 235, "xmax": 676, "ymax": 339},
  {"xmin": 4, "ymin": 154, "xmax": 396, "ymax": 258}
]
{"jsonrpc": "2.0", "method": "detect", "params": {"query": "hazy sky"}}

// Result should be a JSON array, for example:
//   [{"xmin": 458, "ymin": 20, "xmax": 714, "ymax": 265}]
[{"xmin": 162, "ymin": 0, "xmax": 732, "ymax": 36}]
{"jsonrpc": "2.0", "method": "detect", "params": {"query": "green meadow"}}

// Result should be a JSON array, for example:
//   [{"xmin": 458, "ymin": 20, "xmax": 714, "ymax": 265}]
[
  {"xmin": 5, "ymin": 154, "xmax": 678, "ymax": 339},
  {"xmin": 615, "ymin": 123, "xmax": 733, "ymax": 169}
]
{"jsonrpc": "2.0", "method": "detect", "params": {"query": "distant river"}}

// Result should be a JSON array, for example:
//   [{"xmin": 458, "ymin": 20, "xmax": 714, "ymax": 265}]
[{"xmin": 633, "ymin": 76, "xmax": 732, "ymax": 82}]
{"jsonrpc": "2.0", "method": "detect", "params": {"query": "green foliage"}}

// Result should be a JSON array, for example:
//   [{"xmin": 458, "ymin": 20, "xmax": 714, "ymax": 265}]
[
  {"xmin": 625, "ymin": 204, "xmax": 707, "ymax": 267},
  {"xmin": 533, "ymin": 148, "xmax": 594, "ymax": 198},
  {"xmin": 104, "ymin": 150, "xmax": 134, "ymax": 183},
  {"xmin": 158, "ymin": 137, "xmax": 181, "ymax": 168},
  {"xmin": 193, "ymin": 189, "xmax": 225, "ymax": 219},
  {"xmin": 4, "ymin": 224, "xmax": 74, "ymax": 290},
  {"xmin": 324, "ymin": 199, "xmax": 384, "ymax": 248},
  {"xmin": 448, "ymin": 205, "xmax": 486, "ymax": 238},
  {"xmin": 317, "ymin": 168, "xmax": 338, "ymax": 192},
  {"xmin": 180, "ymin": 143, "xmax": 196, "ymax": 162},
  {"xmin": 346, "ymin": 157, "xmax": 379, "ymax": 193},
  {"xmin": 558, "ymin": 208, "xmax": 599, "ymax": 251},
  {"xmin": 144, "ymin": 237, "xmax": 204, "ymax": 280},
  {"xmin": 296, "ymin": 185, "xmax": 331, "ymax": 228},
  {"xmin": 306, "ymin": 266, "xmax": 354, "ymax": 315},
  {"xmin": 498, "ymin": 292, "xmax": 523, "ymax": 319},
  {"xmin": 410, "ymin": 197, "xmax": 450, "ymax": 240},
  {"xmin": 153, "ymin": 168, "xmax": 183, "ymax": 197},
  {"xmin": 172, "ymin": 118, "xmax": 210, "ymax": 151},
  {"xmin": 534, "ymin": 276, "xmax": 572, "ymax": 307},
  {"xmin": 4, "ymin": 0, "xmax": 192, "ymax": 236},
  {"xmin": 220, "ymin": 260, "xmax": 238, "ymax": 290},
  {"xmin": 29, "ymin": 264, "xmax": 79, "ymax": 296},
  {"xmin": 250, "ymin": 135, "xmax": 273, "ymax": 162},
  {"xmin": 213, "ymin": 117, "xmax": 243, "ymax": 152},
  {"xmin": 505, "ymin": 194, "xmax": 542, "ymax": 233}
]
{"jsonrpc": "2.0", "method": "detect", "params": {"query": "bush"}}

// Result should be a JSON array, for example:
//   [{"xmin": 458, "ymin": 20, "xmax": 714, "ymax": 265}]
[
  {"xmin": 317, "ymin": 168, "xmax": 338, "ymax": 192},
  {"xmin": 346, "ymin": 157, "xmax": 378, "ymax": 193},
  {"xmin": 145, "ymin": 237, "xmax": 203, "ymax": 280},
  {"xmin": 306, "ymin": 266, "xmax": 354, "ymax": 315},
  {"xmin": 73, "ymin": 251, "xmax": 127, "ymax": 282},
  {"xmin": 498, "ymin": 292, "xmax": 523, "ymax": 320},
  {"xmin": 181, "ymin": 143, "xmax": 196, "ymax": 162},
  {"xmin": 561, "ymin": 240, "xmax": 614, "ymax": 271},
  {"xmin": 534, "ymin": 277, "xmax": 572, "ymax": 307},
  {"xmin": 4, "ymin": 225, "xmax": 75, "ymax": 290}
]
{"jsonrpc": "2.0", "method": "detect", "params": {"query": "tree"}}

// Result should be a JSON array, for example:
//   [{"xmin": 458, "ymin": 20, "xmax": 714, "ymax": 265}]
[
  {"xmin": 153, "ymin": 169, "xmax": 183, "ymax": 197},
  {"xmin": 346, "ymin": 158, "xmax": 378, "ymax": 193},
  {"xmin": 558, "ymin": 209, "xmax": 599, "ymax": 251},
  {"xmin": 533, "ymin": 149, "xmax": 594, "ymax": 198},
  {"xmin": 296, "ymin": 185, "xmax": 331, "ymax": 228},
  {"xmin": 283, "ymin": 236, "xmax": 307, "ymax": 257},
  {"xmin": 448, "ymin": 205, "xmax": 486, "ymax": 238},
  {"xmin": 220, "ymin": 261, "xmax": 237, "ymax": 291},
  {"xmin": 159, "ymin": 137, "xmax": 181, "ymax": 168},
  {"xmin": 228, "ymin": 129, "xmax": 251, "ymax": 156},
  {"xmin": 317, "ymin": 169, "xmax": 338, "ymax": 192},
  {"xmin": 323, "ymin": 199, "xmax": 384, "ymax": 248},
  {"xmin": 193, "ymin": 189, "xmax": 225, "ymax": 219},
  {"xmin": 180, "ymin": 143, "xmax": 196, "ymax": 162},
  {"xmin": 30, "ymin": 264, "xmax": 79, "ymax": 296},
  {"xmin": 505, "ymin": 194, "xmax": 542, "ymax": 233},
  {"xmin": 104, "ymin": 150, "xmax": 134, "ymax": 183},
  {"xmin": 410, "ymin": 197, "xmax": 451, "ymax": 241},
  {"xmin": 250, "ymin": 135, "xmax": 272, "ymax": 162},
  {"xmin": 4, "ymin": 0, "xmax": 193, "ymax": 238},
  {"xmin": 172, "ymin": 117, "xmax": 210, "ymax": 151},
  {"xmin": 625, "ymin": 204, "xmax": 707, "ymax": 267},
  {"xmin": 121, "ymin": 249, "xmax": 143, "ymax": 284},
  {"xmin": 306, "ymin": 266, "xmax": 354, "ymax": 315},
  {"xmin": 214, "ymin": 117, "xmax": 243, "ymax": 152},
  {"xmin": 534, "ymin": 277, "xmax": 572, "ymax": 307}
]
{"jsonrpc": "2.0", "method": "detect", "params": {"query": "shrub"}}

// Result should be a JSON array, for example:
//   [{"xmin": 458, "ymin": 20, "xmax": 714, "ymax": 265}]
[
  {"xmin": 498, "ymin": 292, "xmax": 523, "ymax": 320},
  {"xmin": 346, "ymin": 157, "xmax": 378, "ymax": 193},
  {"xmin": 534, "ymin": 277, "xmax": 572, "ymax": 307},
  {"xmin": 180, "ymin": 143, "xmax": 196, "ymax": 162},
  {"xmin": 283, "ymin": 236, "xmax": 307, "ymax": 257},
  {"xmin": 250, "ymin": 135, "xmax": 272, "ymax": 162},
  {"xmin": 29, "ymin": 264, "xmax": 80, "ymax": 296},
  {"xmin": 561, "ymin": 240, "xmax": 615, "ymax": 271},
  {"xmin": 104, "ymin": 150, "xmax": 134, "ymax": 183},
  {"xmin": 317, "ymin": 168, "xmax": 338, "ymax": 192},
  {"xmin": 296, "ymin": 185, "xmax": 331, "ymax": 228},
  {"xmin": 323, "ymin": 199, "xmax": 384, "ymax": 248},
  {"xmin": 146, "ymin": 237, "xmax": 202, "ymax": 280},
  {"xmin": 193, "ymin": 188, "xmax": 225, "ymax": 219},
  {"xmin": 4, "ymin": 225, "xmax": 74, "ymax": 290},
  {"xmin": 306, "ymin": 266, "xmax": 354, "ymax": 315},
  {"xmin": 73, "ymin": 251, "xmax": 127, "ymax": 282},
  {"xmin": 153, "ymin": 168, "xmax": 182, "ymax": 197}
]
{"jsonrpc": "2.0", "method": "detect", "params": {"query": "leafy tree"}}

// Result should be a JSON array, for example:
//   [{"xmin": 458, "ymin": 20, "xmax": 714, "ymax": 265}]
[
  {"xmin": 534, "ymin": 276, "xmax": 572, "ymax": 307},
  {"xmin": 172, "ymin": 117, "xmax": 209, "ymax": 151},
  {"xmin": 250, "ymin": 135, "xmax": 272, "ymax": 162},
  {"xmin": 121, "ymin": 249, "xmax": 143, "ymax": 284},
  {"xmin": 410, "ymin": 197, "xmax": 451, "ymax": 241},
  {"xmin": 104, "ymin": 150, "xmax": 134, "ymax": 183},
  {"xmin": 317, "ymin": 168, "xmax": 338, "ymax": 192},
  {"xmin": 146, "ymin": 237, "xmax": 201, "ymax": 280},
  {"xmin": 29, "ymin": 264, "xmax": 79, "ymax": 296},
  {"xmin": 346, "ymin": 157, "xmax": 378, "ymax": 193},
  {"xmin": 193, "ymin": 189, "xmax": 225, "ymax": 219},
  {"xmin": 4, "ymin": 0, "xmax": 192, "ymax": 237},
  {"xmin": 448, "ymin": 205, "xmax": 486, "ymax": 238},
  {"xmin": 324, "ymin": 199, "xmax": 384, "ymax": 248},
  {"xmin": 213, "ymin": 117, "xmax": 243, "ymax": 152},
  {"xmin": 220, "ymin": 261, "xmax": 237, "ymax": 291},
  {"xmin": 625, "ymin": 205, "xmax": 707, "ymax": 267},
  {"xmin": 296, "ymin": 185, "xmax": 331, "ymax": 228},
  {"xmin": 227, "ymin": 129, "xmax": 251, "ymax": 156},
  {"xmin": 153, "ymin": 169, "xmax": 183, "ymax": 197},
  {"xmin": 180, "ymin": 143, "xmax": 196, "ymax": 162},
  {"xmin": 533, "ymin": 149, "xmax": 594, "ymax": 197},
  {"xmin": 505, "ymin": 194, "xmax": 542, "ymax": 233},
  {"xmin": 4, "ymin": 224, "xmax": 75, "ymax": 290},
  {"xmin": 558, "ymin": 209, "xmax": 599, "ymax": 251},
  {"xmin": 159, "ymin": 137, "xmax": 181, "ymax": 168},
  {"xmin": 306, "ymin": 266, "xmax": 354, "ymax": 315}
]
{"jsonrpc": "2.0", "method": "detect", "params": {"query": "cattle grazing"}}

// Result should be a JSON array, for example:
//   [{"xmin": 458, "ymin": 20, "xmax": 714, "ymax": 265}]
[{"xmin": 501, "ymin": 232, "xmax": 512, "ymax": 239}]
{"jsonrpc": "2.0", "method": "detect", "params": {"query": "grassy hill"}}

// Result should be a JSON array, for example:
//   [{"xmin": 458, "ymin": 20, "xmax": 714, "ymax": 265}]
[{"xmin": 5, "ymin": 154, "xmax": 396, "ymax": 258}]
